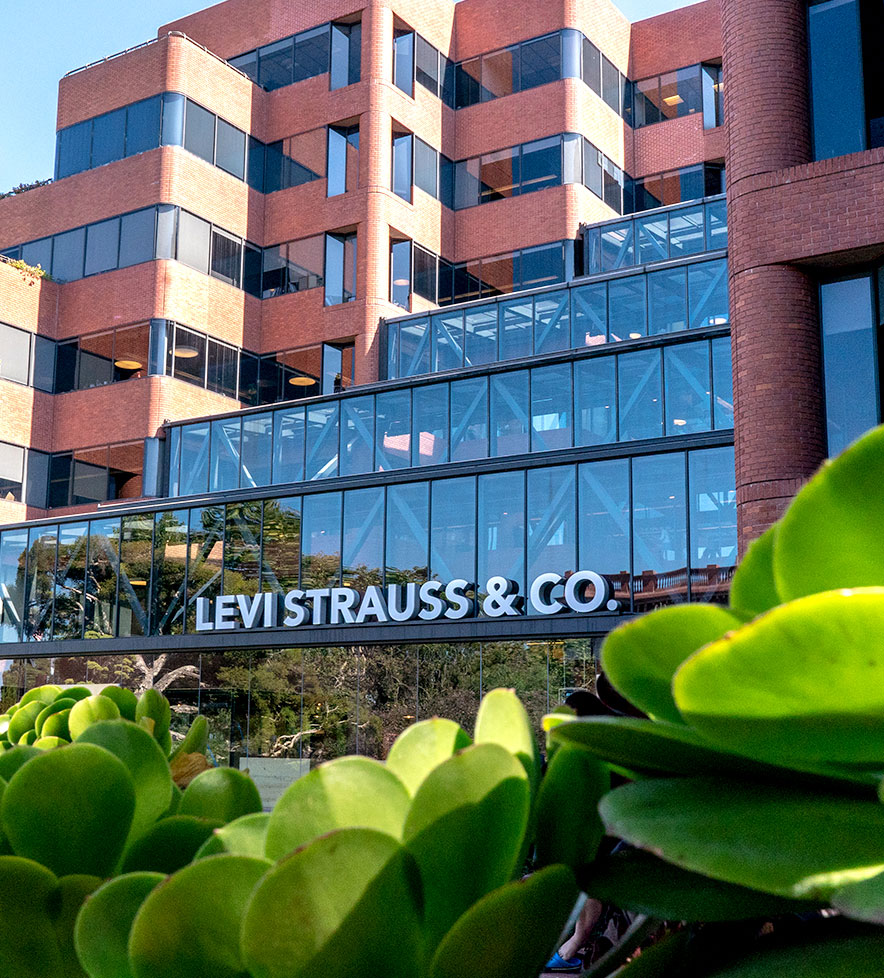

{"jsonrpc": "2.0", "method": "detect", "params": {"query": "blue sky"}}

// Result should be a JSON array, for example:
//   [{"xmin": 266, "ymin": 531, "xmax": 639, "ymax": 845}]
[{"xmin": 0, "ymin": 0, "xmax": 698, "ymax": 192}]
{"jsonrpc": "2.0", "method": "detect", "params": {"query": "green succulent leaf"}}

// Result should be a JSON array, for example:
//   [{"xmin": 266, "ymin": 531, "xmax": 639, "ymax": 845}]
[
  {"xmin": 0, "ymin": 855, "xmax": 64, "ymax": 978},
  {"xmin": 50, "ymin": 875, "xmax": 103, "ymax": 978},
  {"xmin": 194, "ymin": 813, "xmax": 270, "ymax": 860},
  {"xmin": 98, "ymin": 688, "xmax": 137, "ymax": 723},
  {"xmin": 610, "ymin": 929, "xmax": 691, "ymax": 978},
  {"xmin": 135, "ymin": 690, "xmax": 171, "ymax": 740},
  {"xmin": 129, "ymin": 855, "xmax": 269, "ymax": 978},
  {"xmin": 548, "ymin": 716, "xmax": 871, "ymax": 789},
  {"xmin": 120, "ymin": 816, "xmax": 221, "ymax": 875},
  {"xmin": 58, "ymin": 688, "xmax": 92, "ymax": 703},
  {"xmin": 673, "ymin": 588, "xmax": 884, "ymax": 766},
  {"xmin": 832, "ymin": 870, "xmax": 884, "ymax": 924},
  {"xmin": 403, "ymin": 742, "xmax": 531, "ymax": 951},
  {"xmin": 0, "ymin": 777, "xmax": 8, "ymax": 855},
  {"xmin": 0, "ymin": 745, "xmax": 40, "ymax": 780},
  {"xmin": 7, "ymin": 701, "xmax": 45, "ymax": 744},
  {"xmin": 429, "ymin": 864, "xmax": 577, "ymax": 978},
  {"xmin": 601, "ymin": 604, "xmax": 743, "ymax": 724},
  {"xmin": 708, "ymin": 934, "xmax": 884, "ymax": 977},
  {"xmin": 76, "ymin": 720, "xmax": 173, "ymax": 844},
  {"xmin": 775, "ymin": 426, "xmax": 884, "ymax": 600},
  {"xmin": 474, "ymin": 688, "xmax": 541, "ymax": 793},
  {"xmin": 1, "ymin": 743, "xmax": 135, "ymax": 878},
  {"xmin": 241, "ymin": 828, "xmax": 423, "ymax": 978},
  {"xmin": 19, "ymin": 685, "xmax": 62, "ymax": 708},
  {"xmin": 582, "ymin": 849, "xmax": 822, "ymax": 921},
  {"xmin": 68, "ymin": 697, "xmax": 120, "ymax": 741},
  {"xmin": 74, "ymin": 872, "xmax": 165, "ymax": 978},
  {"xmin": 178, "ymin": 768, "xmax": 262, "ymax": 825},
  {"xmin": 34, "ymin": 699, "xmax": 76, "ymax": 738},
  {"xmin": 534, "ymin": 745, "xmax": 608, "ymax": 870},
  {"xmin": 42, "ymin": 711, "xmax": 72, "ymax": 741},
  {"xmin": 386, "ymin": 718, "xmax": 472, "ymax": 796},
  {"xmin": 729, "ymin": 523, "xmax": 781, "ymax": 617},
  {"xmin": 265, "ymin": 756, "xmax": 410, "ymax": 861},
  {"xmin": 600, "ymin": 778, "xmax": 884, "ymax": 900}
]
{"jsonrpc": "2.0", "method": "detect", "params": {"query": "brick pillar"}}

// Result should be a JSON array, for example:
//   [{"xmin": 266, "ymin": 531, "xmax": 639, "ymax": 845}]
[{"xmin": 722, "ymin": 0, "xmax": 826, "ymax": 551}]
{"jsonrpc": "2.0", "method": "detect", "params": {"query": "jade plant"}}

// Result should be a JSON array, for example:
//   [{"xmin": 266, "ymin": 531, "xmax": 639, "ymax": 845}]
[{"xmin": 545, "ymin": 423, "xmax": 884, "ymax": 975}]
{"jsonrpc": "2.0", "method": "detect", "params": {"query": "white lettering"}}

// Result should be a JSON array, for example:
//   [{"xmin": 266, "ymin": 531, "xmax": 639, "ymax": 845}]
[
  {"xmin": 304, "ymin": 588, "xmax": 332, "ymax": 625},
  {"xmin": 445, "ymin": 580, "xmax": 474, "ymax": 620},
  {"xmin": 195, "ymin": 597, "xmax": 213, "ymax": 632},
  {"xmin": 263, "ymin": 591, "xmax": 278, "ymax": 627},
  {"xmin": 283, "ymin": 589, "xmax": 307, "ymax": 627},
  {"xmin": 356, "ymin": 586, "xmax": 390, "ymax": 623},
  {"xmin": 387, "ymin": 583, "xmax": 420, "ymax": 621},
  {"xmin": 330, "ymin": 587, "xmax": 359, "ymax": 624},
  {"xmin": 564, "ymin": 571, "xmax": 610, "ymax": 613},
  {"xmin": 215, "ymin": 594, "xmax": 237, "ymax": 630},
  {"xmin": 418, "ymin": 581, "xmax": 446, "ymax": 620},
  {"xmin": 237, "ymin": 593, "xmax": 265, "ymax": 629},
  {"xmin": 529, "ymin": 573, "xmax": 566, "ymax": 615}
]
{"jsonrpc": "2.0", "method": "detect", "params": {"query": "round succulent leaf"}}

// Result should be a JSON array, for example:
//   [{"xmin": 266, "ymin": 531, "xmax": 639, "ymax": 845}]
[
  {"xmin": 8, "ymin": 700, "xmax": 45, "ymax": 743},
  {"xmin": 50, "ymin": 874, "xmax": 103, "ymax": 976},
  {"xmin": 42, "ymin": 711, "xmax": 72, "ymax": 740},
  {"xmin": 600, "ymin": 778, "xmax": 884, "ymax": 900},
  {"xmin": 265, "ymin": 756, "xmax": 410, "ymax": 860},
  {"xmin": 74, "ymin": 872, "xmax": 165, "ymax": 978},
  {"xmin": 0, "ymin": 745, "xmax": 40, "ymax": 780},
  {"xmin": 178, "ymin": 768, "xmax": 262, "ymax": 825},
  {"xmin": 474, "ymin": 688, "xmax": 541, "ymax": 792},
  {"xmin": 429, "ymin": 864, "xmax": 577, "ymax": 978},
  {"xmin": 58, "ymin": 687, "xmax": 92, "ymax": 703},
  {"xmin": 602, "ymin": 604, "xmax": 744, "ymax": 724},
  {"xmin": 135, "ymin": 690, "xmax": 171, "ymax": 739},
  {"xmin": 403, "ymin": 742, "xmax": 531, "ymax": 951},
  {"xmin": 241, "ymin": 828, "xmax": 423, "ymax": 978},
  {"xmin": 34, "ymin": 700, "xmax": 76, "ymax": 737},
  {"xmin": 0, "ymin": 855, "xmax": 64, "ymax": 978},
  {"xmin": 549, "ymin": 716, "xmax": 872, "ymax": 790},
  {"xmin": 68, "ymin": 697, "xmax": 120, "ymax": 741},
  {"xmin": 76, "ymin": 720, "xmax": 173, "ymax": 843},
  {"xmin": 709, "ymin": 934, "xmax": 884, "ymax": 978},
  {"xmin": 19, "ymin": 685, "xmax": 62, "ymax": 708},
  {"xmin": 673, "ymin": 588, "xmax": 884, "ymax": 765},
  {"xmin": 129, "ymin": 855, "xmax": 269, "ymax": 978},
  {"xmin": 386, "ymin": 718, "xmax": 472, "ymax": 796},
  {"xmin": 832, "ymin": 870, "xmax": 884, "ymax": 925},
  {"xmin": 120, "ymin": 816, "xmax": 221, "ymax": 875},
  {"xmin": 17, "ymin": 729, "xmax": 38, "ymax": 746},
  {"xmin": 0, "ymin": 777, "xmax": 8, "ymax": 856},
  {"xmin": 534, "ymin": 745, "xmax": 608, "ymax": 870},
  {"xmin": 2, "ymin": 743, "xmax": 135, "ymax": 878},
  {"xmin": 194, "ymin": 812, "xmax": 270, "ymax": 860},
  {"xmin": 99, "ymin": 687, "xmax": 138, "ymax": 722},
  {"xmin": 33, "ymin": 737, "xmax": 67, "ymax": 751},
  {"xmin": 583, "ymin": 849, "xmax": 822, "ymax": 921},
  {"xmin": 728, "ymin": 523, "xmax": 781, "ymax": 618},
  {"xmin": 774, "ymin": 426, "xmax": 884, "ymax": 600}
]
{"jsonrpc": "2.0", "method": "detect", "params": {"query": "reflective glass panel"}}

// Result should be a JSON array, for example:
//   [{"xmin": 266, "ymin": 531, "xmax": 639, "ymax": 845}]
[
  {"xmin": 579, "ymin": 459, "xmax": 631, "ymax": 608},
  {"xmin": 571, "ymin": 283, "xmax": 607, "ymax": 348},
  {"xmin": 24, "ymin": 526, "xmax": 56, "ymax": 642},
  {"xmin": 0, "ymin": 323, "xmax": 31, "ymax": 385},
  {"xmin": 520, "ymin": 136, "xmax": 562, "ymax": 194},
  {"xmin": 272, "ymin": 407, "xmax": 306, "ymax": 485},
  {"xmin": 464, "ymin": 307, "xmax": 497, "ymax": 367},
  {"xmin": 618, "ymin": 349, "xmax": 663, "ymax": 441},
  {"xmin": 210, "ymin": 417, "xmax": 241, "ymax": 492},
  {"xmin": 527, "ymin": 466, "xmax": 576, "ymax": 613},
  {"xmin": 340, "ymin": 395, "xmax": 375, "ymax": 476},
  {"xmin": 413, "ymin": 383, "xmax": 449, "ymax": 467},
  {"xmin": 522, "ymin": 243, "xmax": 564, "ymax": 291},
  {"xmin": 669, "ymin": 206, "xmax": 705, "ymax": 257},
  {"xmin": 85, "ymin": 518, "xmax": 119, "ymax": 638},
  {"xmin": 431, "ymin": 310, "xmax": 464, "ymax": 372},
  {"xmin": 179, "ymin": 422, "xmax": 210, "ymax": 496},
  {"xmin": 632, "ymin": 453, "xmax": 687, "ymax": 609},
  {"xmin": 534, "ymin": 290, "xmax": 570, "ymax": 355},
  {"xmin": 305, "ymin": 403, "xmax": 339, "ymax": 480},
  {"xmin": 399, "ymin": 317, "xmax": 429, "ymax": 377},
  {"xmin": 183, "ymin": 100, "xmax": 215, "ymax": 164},
  {"xmin": 260, "ymin": 38, "xmax": 295, "ymax": 90},
  {"xmin": 375, "ymin": 390, "xmax": 412, "ymax": 471},
  {"xmin": 499, "ymin": 298, "xmax": 533, "ymax": 361},
  {"xmin": 53, "ymin": 523, "xmax": 87, "ymax": 641},
  {"xmin": 56, "ymin": 121, "xmax": 92, "ymax": 178},
  {"xmin": 688, "ymin": 447, "xmax": 737, "ymax": 603},
  {"xmin": 478, "ymin": 470, "xmax": 525, "ymax": 604},
  {"xmin": 575, "ymin": 356, "xmax": 617, "ymax": 445},
  {"xmin": 302, "ymin": 492, "xmax": 342, "ymax": 588},
  {"xmin": 126, "ymin": 96, "xmax": 162, "ymax": 156},
  {"xmin": 490, "ymin": 372, "xmax": 529, "ymax": 457},
  {"xmin": 224, "ymin": 501, "xmax": 262, "ymax": 597},
  {"xmin": 118, "ymin": 514, "xmax": 152, "ymax": 638},
  {"xmin": 711, "ymin": 336, "xmax": 734, "ymax": 430},
  {"xmin": 293, "ymin": 25, "xmax": 330, "ymax": 81},
  {"xmin": 416, "ymin": 35, "xmax": 440, "ymax": 94},
  {"xmin": 648, "ymin": 267, "xmax": 687, "ymax": 334},
  {"xmin": 664, "ymin": 342, "xmax": 711, "ymax": 435},
  {"xmin": 343, "ymin": 487, "xmax": 384, "ymax": 587},
  {"xmin": 482, "ymin": 47, "xmax": 517, "ymax": 100},
  {"xmin": 520, "ymin": 34, "xmax": 560, "ymax": 90},
  {"xmin": 451, "ymin": 377, "xmax": 488, "ymax": 462},
  {"xmin": 151, "ymin": 509, "xmax": 188, "ymax": 635},
  {"xmin": 216, "ymin": 119, "xmax": 246, "ymax": 179},
  {"xmin": 261, "ymin": 496, "xmax": 301, "ymax": 593},
  {"xmin": 84, "ymin": 217, "xmax": 120, "ymax": 276},
  {"xmin": 186, "ymin": 507, "xmax": 224, "ymax": 631},
  {"xmin": 688, "ymin": 259, "xmax": 729, "ymax": 328},
  {"xmin": 119, "ymin": 208, "xmax": 156, "ymax": 269},
  {"xmin": 608, "ymin": 276, "xmax": 647, "ymax": 341},
  {"xmin": 600, "ymin": 223, "xmax": 633, "ymax": 272},
  {"xmin": 241, "ymin": 412, "xmax": 273, "ymax": 488},
  {"xmin": 210, "ymin": 229, "xmax": 242, "ymax": 288},
  {"xmin": 531, "ymin": 363, "xmax": 572, "ymax": 453},
  {"xmin": 480, "ymin": 147, "xmax": 519, "ymax": 202},
  {"xmin": 431, "ymin": 477, "xmax": 476, "ymax": 583},
  {"xmin": 90, "ymin": 107, "xmax": 126, "ymax": 167},
  {"xmin": 0, "ymin": 530, "xmax": 26, "ymax": 643},
  {"xmin": 52, "ymin": 227, "xmax": 86, "ymax": 282},
  {"xmin": 177, "ymin": 211, "xmax": 211, "ymax": 274},
  {"xmin": 394, "ymin": 31, "xmax": 415, "ymax": 95}
]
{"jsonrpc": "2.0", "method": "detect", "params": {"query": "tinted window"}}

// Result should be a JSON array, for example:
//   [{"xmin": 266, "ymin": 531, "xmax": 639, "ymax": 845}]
[
  {"xmin": 0, "ymin": 323, "xmax": 31, "ymax": 385},
  {"xmin": 161, "ymin": 93, "xmax": 185, "ymax": 146},
  {"xmin": 416, "ymin": 35, "xmax": 440, "ymax": 94},
  {"xmin": 56, "ymin": 121, "xmax": 92, "ymax": 179},
  {"xmin": 521, "ymin": 136, "xmax": 561, "ymax": 194},
  {"xmin": 293, "ymin": 25, "xmax": 330, "ymax": 81},
  {"xmin": 210, "ymin": 229, "xmax": 242, "ymax": 288},
  {"xmin": 583, "ymin": 37, "xmax": 601, "ymax": 94},
  {"xmin": 184, "ymin": 100, "xmax": 215, "ymax": 164},
  {"xmin": 519, "ymin": 34, "xmax": 560, "ymax": 90},
  {"xmin": 665, "ymin": 342, "xmax": 711, "ymax": 434},
  {"xmin": 177, "ymin": 211, "xmax": 211, "ymax": 274},
  {"xmin": 216, "ymin": 119, "xmax": 246, "ymax": 179},
  {"xmin": 414, "ymin": 138, "xmax": 438, "ymax": 198},
  {"xmin": 490, "ymin": 371, "xmax": 529, "ymax": 457},
  {"xmin": 91, "ymin": 107, "xmax": 126, "ymax": 167},
  {"xmin": 619, "ymin": 349, "xmax": 663, "ymax": 441},
  {"xmin": 394, "ymin": 31, "xmax": 415, "ymax": 95},
  {"xmin": 602, "ymin": 56, "xmax": 621, "ymax": 112},
  {"xmin": 51, "ymin": 227, "xmax": 86, "ymax": 282},
  {"xmin": 392, "ymin": 133, "xmax": 413, "ymax": 200},
  {"xmin": 119, "ymin": 208, "xmax": 156, "ymax": 268},
  {"xmin": 84, "ymin": 217, "xmax": 120, "ymax": 276},
  {"xmin": 125, "ymin": 96, "xmax": 162, "ymax": 155},
  {"xmin": 260, "ymin": 38, "xmax": 294, "ymax": 90}
]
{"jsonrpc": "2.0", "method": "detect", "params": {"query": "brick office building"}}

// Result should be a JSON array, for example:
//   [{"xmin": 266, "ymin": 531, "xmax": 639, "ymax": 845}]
[{"xmin": 0, "ymin": 0, "xmax": 870, "ymax": 761}]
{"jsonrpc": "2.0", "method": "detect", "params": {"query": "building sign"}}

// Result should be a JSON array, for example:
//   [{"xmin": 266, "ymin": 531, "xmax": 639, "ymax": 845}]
[{"xmin": 195, "ymin": 571, "xmax": 620, "ymax": 633}]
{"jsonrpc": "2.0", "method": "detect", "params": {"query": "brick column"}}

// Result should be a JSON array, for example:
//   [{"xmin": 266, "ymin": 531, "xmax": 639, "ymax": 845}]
[{"xmin": 722, "ymin": 0, "xmax": 826, "ymax": 551}]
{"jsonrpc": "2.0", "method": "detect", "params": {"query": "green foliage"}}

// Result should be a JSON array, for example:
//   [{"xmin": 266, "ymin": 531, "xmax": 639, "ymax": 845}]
[{"xmin": 546, "ymin": 424, "xmax": 884, "ymax": 974}]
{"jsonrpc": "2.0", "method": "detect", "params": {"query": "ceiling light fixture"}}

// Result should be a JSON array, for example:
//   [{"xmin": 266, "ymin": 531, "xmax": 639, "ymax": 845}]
[
  {"xmin": 673, "ymin": 419, "xmax": 687, "ymax": 426},
  {"xmin": 663, "ymin": 94, "xmax": 684, "ymax": 106},
  {"xmin": 392, "ymin": 278, "xmax": 410, "ymax": 287},
  {"xmin": 288, "ymin": 375, "xmax": 315, "ymax": 387},
  {"xmin": 173, "ymin": 345, "xmax": 199, "ymax": 359},
  {"xmin": 114, "ymin": 358, "xmax": 143, "ymax": 370}
]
